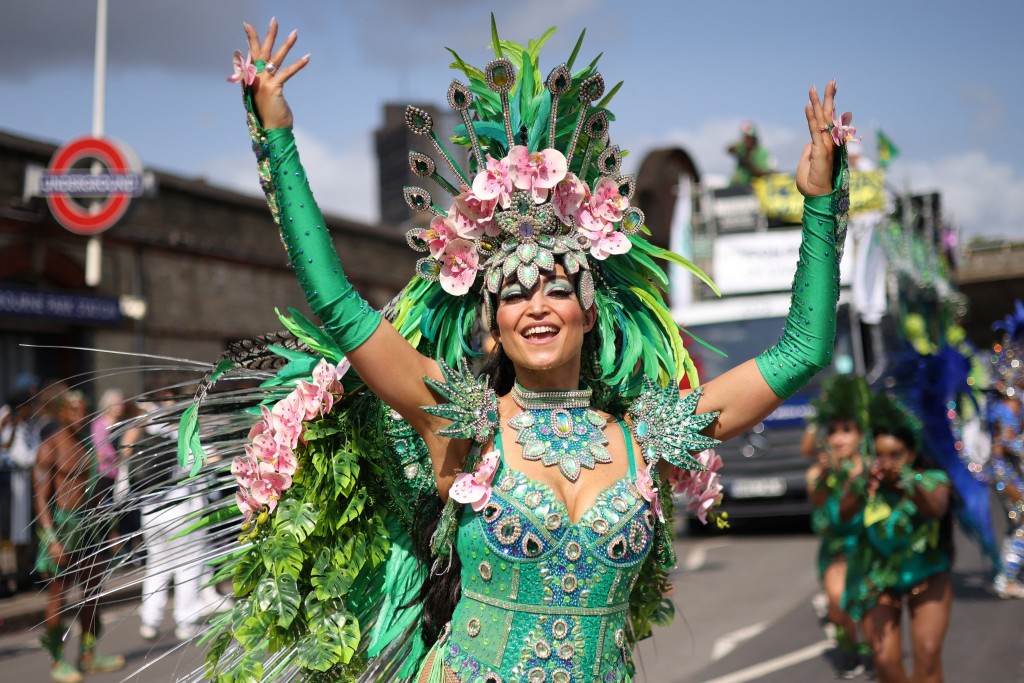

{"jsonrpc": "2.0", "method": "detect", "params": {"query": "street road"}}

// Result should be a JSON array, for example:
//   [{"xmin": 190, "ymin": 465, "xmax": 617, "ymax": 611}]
[{"xmin": 0, "ymin": 520, "xmax": 1021, "ymax": 682}]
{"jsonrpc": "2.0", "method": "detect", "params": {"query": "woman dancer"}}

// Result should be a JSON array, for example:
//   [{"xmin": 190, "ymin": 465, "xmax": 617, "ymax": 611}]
[
  {"xmin": 805, "ymin": 374, "xmax": 871, "ymax": 678},
  {"xmin": 840, "ymin": 393, "xmax": 953, "ymax": 683},
  {"xmin": 183, "ymin": 18, "xmax": 854, "ymax": 682}
]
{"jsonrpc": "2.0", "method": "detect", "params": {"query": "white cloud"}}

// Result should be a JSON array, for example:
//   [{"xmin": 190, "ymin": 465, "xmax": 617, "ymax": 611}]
[
  {"xmin": 890, "ymin": 152, "xmax": 1024, "ymax": 240},
  {"xmin": 200, "ymin": 128, "xmax": 378, "ymax": 224}
]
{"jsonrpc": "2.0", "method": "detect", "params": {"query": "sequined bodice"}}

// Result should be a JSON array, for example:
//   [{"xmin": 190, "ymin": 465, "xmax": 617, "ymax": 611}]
[{"xmin": 441, "ymin": 423, "xmax": 654, "ymax": 683}]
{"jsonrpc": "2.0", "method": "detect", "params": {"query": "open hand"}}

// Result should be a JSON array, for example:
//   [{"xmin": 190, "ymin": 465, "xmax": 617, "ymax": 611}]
[
  {"xmin": 243, "ymin": 18, "xmax": 309, "ymax": 129},
  {"xmin": 795, "ymin": 80, "xmax": 838, "ymax": 197}
]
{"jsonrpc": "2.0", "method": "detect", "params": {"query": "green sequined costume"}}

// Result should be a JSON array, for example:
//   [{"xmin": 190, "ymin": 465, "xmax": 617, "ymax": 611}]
[
  {"xmin": 810, "ymin": 466, "xmax": 863, "ymax": 580},
  {"xmin": 431, "ymin": 423, "xmax": 650, "ymax": 682},
  {"xmin": 841, "ymin": 469, "xmax": 952, "ymax": 621}
]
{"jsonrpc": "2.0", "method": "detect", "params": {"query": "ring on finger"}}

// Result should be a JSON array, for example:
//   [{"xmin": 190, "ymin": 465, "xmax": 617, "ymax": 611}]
[
  {"xmin": 818, "ymin": 125, "xmax": 829, "ymax": 132},
  {"xmin": 264, "ymin": 61, "xmax": 277, "ymax": 73}
]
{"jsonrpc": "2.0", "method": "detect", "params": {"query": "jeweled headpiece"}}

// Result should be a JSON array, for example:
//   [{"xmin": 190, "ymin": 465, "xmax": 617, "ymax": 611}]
[
  {"xmin": 391, "ymin": 19, "xmax": 715, "ymax": 391},
  {"xmin": 402, "ymin": 29, "xmax": 643, "ymax": 313},
  {"xmin": 387, "ymin": 20, "xmax": 716, "ymax": 395}
]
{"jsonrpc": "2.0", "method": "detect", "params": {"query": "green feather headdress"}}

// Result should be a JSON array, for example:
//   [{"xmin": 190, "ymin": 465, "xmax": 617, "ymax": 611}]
[
  {"xmin": 868, "ymin": 392, "xmax": 923, "ymax": 454},
  {"xmin": 810, "ymin": 373, "xmax": 870, "ymax": 434},
  {"xmin": 393, "ymin": 17, "xmax": 717, "ymax": 394}
]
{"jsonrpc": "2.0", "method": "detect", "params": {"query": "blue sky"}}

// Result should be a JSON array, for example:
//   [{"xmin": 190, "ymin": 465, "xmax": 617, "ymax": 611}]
[{"xmin": 2, "ymin": 0, "xmax": 1021, "ymax": 240}]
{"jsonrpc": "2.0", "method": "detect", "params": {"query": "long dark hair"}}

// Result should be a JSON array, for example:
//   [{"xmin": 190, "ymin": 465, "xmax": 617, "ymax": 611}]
[{"xmin": 415, "ymin": 297, "xmax": 618, "ymax": 645}]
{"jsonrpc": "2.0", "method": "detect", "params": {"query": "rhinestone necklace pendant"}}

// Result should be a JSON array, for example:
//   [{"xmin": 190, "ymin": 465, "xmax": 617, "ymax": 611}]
[{"xmin": 508, "ymin": 383, "xmax": 611, "ymax": 482}]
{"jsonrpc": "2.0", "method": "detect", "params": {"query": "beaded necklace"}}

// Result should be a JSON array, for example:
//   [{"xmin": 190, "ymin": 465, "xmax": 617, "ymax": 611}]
[{"xmin": 508, "ymin": 383, "xmax": 611, "ymax": 482}]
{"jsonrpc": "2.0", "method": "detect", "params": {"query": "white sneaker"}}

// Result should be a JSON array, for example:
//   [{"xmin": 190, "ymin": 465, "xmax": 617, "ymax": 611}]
[
  {"xmin": 175, "ymin": 623, "xmax": 201, "ymax": 641},
  {"xmin": 994, "ymin": 576, "xmax": 1024, "ymax": 599},
  {"xmin": 139, "ymin": 624, "xmax": 158, "ymax": 641}
]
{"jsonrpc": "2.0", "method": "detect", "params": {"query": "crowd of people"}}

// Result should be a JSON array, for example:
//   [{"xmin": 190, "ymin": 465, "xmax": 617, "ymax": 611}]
[{"xmin": 0, "ymin": 378, "xmax": 231, "ymax": 682}]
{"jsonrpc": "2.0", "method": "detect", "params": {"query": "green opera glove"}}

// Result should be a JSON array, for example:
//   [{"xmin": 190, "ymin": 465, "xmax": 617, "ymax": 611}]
[
  {"xmin": 755, "ymin": 153, "xmax": 849, "ymax": 399},
  {"xmin": 247, "ymin": 106, "xmax": 381, "ymax": 352}
]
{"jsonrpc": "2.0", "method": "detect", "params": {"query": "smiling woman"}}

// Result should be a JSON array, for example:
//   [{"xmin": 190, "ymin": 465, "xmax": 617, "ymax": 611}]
[{"xmin": 148, "ymin": 15, "xmax": 856, "ymax": 683}]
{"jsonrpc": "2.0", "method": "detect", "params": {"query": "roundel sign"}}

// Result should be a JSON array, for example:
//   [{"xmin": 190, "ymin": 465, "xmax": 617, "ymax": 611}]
[{"xmin": 39, "ymin": 135, "xmax": 144, "ymax": 235}]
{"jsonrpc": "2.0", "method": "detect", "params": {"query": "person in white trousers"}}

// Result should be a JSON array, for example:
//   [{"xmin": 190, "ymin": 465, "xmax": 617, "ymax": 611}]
[{"xmin": 123, "ymin": 400, "xmax": 227, "ymax": 641}]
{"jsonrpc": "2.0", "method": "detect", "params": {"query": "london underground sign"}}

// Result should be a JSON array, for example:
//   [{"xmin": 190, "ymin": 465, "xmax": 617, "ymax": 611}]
[{"xmin": 38, "ymin": 135, "xmax": 144, "ymax": 235}]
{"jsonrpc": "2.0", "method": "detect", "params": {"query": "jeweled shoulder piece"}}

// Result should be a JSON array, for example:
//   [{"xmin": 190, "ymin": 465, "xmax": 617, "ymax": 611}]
[
  {"xmin": 422, "ymin": 359, "xmax": 500, "ymax": 443},
  {"xmin": 627, "ymin": 378, "xmax": 721, "ymax": 469},
  {"xmin": 508, "ymin": 383, "xmax": 610, "ymax": 482}
]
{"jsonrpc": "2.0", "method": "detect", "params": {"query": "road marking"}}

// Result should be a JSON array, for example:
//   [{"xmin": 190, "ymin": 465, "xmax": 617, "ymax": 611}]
[
  {"xmin": 710, "ymin": 622, "xmax": 766, "ymax": 660},
  {"xmin": 682, "ymin": 542, "xmax": 730, "ymax": 572},
  {"xmin": 699, "ymin": 639, "xmax": 831, "ymax": 683}
]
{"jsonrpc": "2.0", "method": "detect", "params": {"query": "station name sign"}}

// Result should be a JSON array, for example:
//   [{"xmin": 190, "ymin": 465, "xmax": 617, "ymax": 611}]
[{"xmin": 24, "ymin": 135, "xmax": 152, "ymax": 236}]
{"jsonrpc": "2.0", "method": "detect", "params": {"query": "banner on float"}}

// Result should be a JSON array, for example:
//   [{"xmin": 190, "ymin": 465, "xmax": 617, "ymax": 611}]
[{"xmin": 751, "ymin": 169, "xmax": 886, "ymax": 224}]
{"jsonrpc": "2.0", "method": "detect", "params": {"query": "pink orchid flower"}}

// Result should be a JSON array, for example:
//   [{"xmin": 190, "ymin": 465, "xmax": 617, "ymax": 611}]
[
  {"xmin": 831, "ymin": 111, "xmax": 860, "ymax": 146},
  {"xmin": 270, "ymin": 393, "xmax": 304, "ymax": 449},
  {"xmin": 507, "ymin": 146, "xmax": 568, "ymax": 204},
  {"xmin": 295, "ymin": 380, "xmax": 325, "ymax": 421},
  {"xmin": 275, "ymin": 444, "xmax": 299, "ymax": 476},
  {"xmin": 471, "ymin": 154, "xmax": 514, "ymax": 209},
  {"xmin": 687, "ymin": 479, "xmax": 723, "ymax": 525},
  {"xmin": 438, "ymin": 239, "xmax": 480, "ymax": 296},
  {"xmin": 251, "ymin": 472, "xmax": 292, "ymax": 514},
  {"xmin": 311, "ymin": 358, "xmax": 347, "ymax": 412},
  {"xmin": 636, "ymin": 462, "xmax": 664, "ymax": 523},
  {"xmin": 227, "ymin": 50, "xmax": 257, "ymax": 86},
  {"xmin": 231, "ymin": 455, "xmax": 258, "ymax": 489},
  {"xmin": 449, "ymin": 449, "xmax": 500, "ymax": 511},
  {"xmin": 454, "ymin": 186, "xmax": 498, "ymax": 236},
  {"xmin": 416, "ymin": 214, "xmax": 460, "ymax": 259},
  {"xmin": 590, "ymin": 177, "xmax": 629, "ymax": 223},
  {"xmin": 576, "ymin": 207, "xmax": 631, "ymax": 260},
  {"xmin": 248, "ymin": 432, "xmax": 279, "ymax": 466},
  {"xmin": 447, "ymin": 204, "xmax": 485, "ymax": 240},
  {"xmin": 236, "ymin": 489, "xmax": 261, "ymax": 523},
  {"xmin": 551, "ymin": 173, "xmax": 589, "ymax": 225}
]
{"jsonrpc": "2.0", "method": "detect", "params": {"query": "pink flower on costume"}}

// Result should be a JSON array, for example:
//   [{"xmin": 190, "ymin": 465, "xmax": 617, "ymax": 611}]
[
  {"xmin": 270, "ymin": 393, "xmax": 304, "ymax": 450},
  {"xmin": 295, "ymin": 381, "xmax": 325, "ymax": 421},
  {"xmin": 236, "ymin": 489, "xmax": 261, "ymax": 523},
  {"xmin": 669, "ymin": 450, "xmax": 724, "ymax": 525},
  {"xmin": 507, "ymin": 146, "xmax": 568, "ymax": 204},
  {"xmin": 447, "ymin": 205, "xmax": 485, "ymax": 240},
  {"xmin": 232, "ymin": 455, "xmax": 258, "ymax": 489},
  {"xmin": 227, "ymin": 50, "xmax": 257, "ymax": 86},
  {"xmin": 471, "ymin": 155, "xmax": 514, "ymax": 209},
  {"xmin": 438, "ymin": 239, "xmax": 480, "ymax": 296},
  {"xmin": 449, "ymin": 450, "xmax": 500, "ymax": 511},
  {"xmin": 454, "ymin": 186, "xmax": 498, "ymax": 237},
  {"xmin": 576, "ymin": 207, "xmax": 630, "ymax": 260},
  {"xmin": 636, "ymin": 463, "xmax": 664, "ymax": 523},
  {"xmin": 589, "ymin": 177, "xmax": 629, "ymax": 223},
  {"xmin": 831, "ymin": 111, "xmax": 860, "ymax": 146},
  {"xmin": 551, "ymin": 173, "xmax": 589, "ymax": 225},
  {"xmin": 235, "ymin": 358, "xmax": 350, "ymax": 521},
  {"xmin": 416, "ymin": 214, "xmax": 460, "ymax": 259},
  {"xmin": 251, "ymin": 472, "xmax": 292, "ymax": 514}
]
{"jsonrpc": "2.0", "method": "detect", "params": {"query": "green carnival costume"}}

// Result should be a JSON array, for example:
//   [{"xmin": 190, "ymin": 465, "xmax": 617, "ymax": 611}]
[
  {"xmin": 170, "ymin": 20, "xmax": 851, "ymax": 682},
  {"xmin": 841, "ymin": 468, "xmax": 951, "ymax": 620},
  {"xmin": 841, "ymin": 394, "xmax": 953, "ymax": 621},
  {"xmin": 807, "ymin": 374, "xmax": 870, "ymax": 579}
]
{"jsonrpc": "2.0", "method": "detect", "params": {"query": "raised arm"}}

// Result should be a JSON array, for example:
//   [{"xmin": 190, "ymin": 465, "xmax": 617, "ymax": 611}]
[
  {"xmin": 697, "ymin": 81, "xmax": 845, "ymax": 440},
  {"xmin": 240, "ymin": 21, "xmax": 453, "ymax": 445},
  {"xmin": 32, "ymin": 439, "xmax": 63, "ymax": 562}
]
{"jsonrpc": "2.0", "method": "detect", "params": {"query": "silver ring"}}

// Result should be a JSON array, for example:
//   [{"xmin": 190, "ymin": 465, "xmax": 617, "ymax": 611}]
[{"xmin": 264, "ymin": 61, "xmax": 277, "ymax": 73}]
